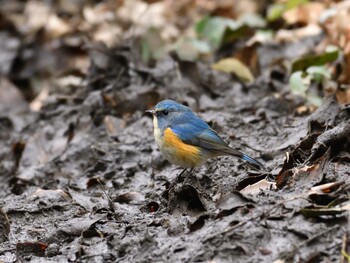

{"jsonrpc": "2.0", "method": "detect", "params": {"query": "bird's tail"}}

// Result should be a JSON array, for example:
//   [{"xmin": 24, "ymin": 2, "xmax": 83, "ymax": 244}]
[
  {"xmin": 221, "ymin": 147, "xmax": 264, "ymax": 170},
  {"xmin": 241, "ymin": 153, "xmax": 264, "ymax": 170}
]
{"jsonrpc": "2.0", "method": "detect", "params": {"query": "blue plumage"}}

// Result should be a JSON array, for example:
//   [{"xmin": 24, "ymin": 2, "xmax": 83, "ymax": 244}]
[
  {"xmin": 148, "ymin": 100, "xmax": 264, "ymax": 170},
  {"xmin": 241, "ymin": 154, "xmax": 264, "ymax": 170}
]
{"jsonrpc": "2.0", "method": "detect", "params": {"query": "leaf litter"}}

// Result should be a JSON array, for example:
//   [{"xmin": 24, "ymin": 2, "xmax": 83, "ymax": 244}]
[{"xmin": 0, "ymin": 0, "xmax": 349, "ymax": 262}]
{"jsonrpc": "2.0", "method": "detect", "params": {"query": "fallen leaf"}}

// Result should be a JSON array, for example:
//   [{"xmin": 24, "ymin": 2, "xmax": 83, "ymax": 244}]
[
  {"xmin": 28, "ymin": 188, "xmax": 72, "ymax": 202},
  {"xmin": 283, "ymin": 2, "xmax": 325, "ymax": 25},
  {"xmin": 29, "ymin": 86, "xmax": 50, "ymax": 112},
  {"xmin": 267, "ymin": 0, "xmax": 309, "ymax": 21},
  {"xmin": 45, "ymin": 14, "xmax": 72, "ymax": 39},
  {"xmin": 212, "ymin": 58, "xmax": 254, "ymax": 83},
  {"xmin": 289, "ymin": 71, "xmax": 308, "ymax": 97},
  {"xmin": 0, "ymin": 78, "xmax": 27, "ymax": 112},
  {"xmin": 336, "ymin": 85, "xmax": 350, "ymax": 105},
  {"xmin": 115, "ymin": 192, "xmax": 145, "ymax": 204},
  {"xmin": 275, "ymin": 24, "xmax": 322, "ymax": 43},
  {"xmin": 291, "ymin": 48, "xmax": 339, "ymax": 73},
  {"xmin": 196, "ymin": 16, "xmax": 236, "ymax": 49},
  {"xmin": 308, "ymin": 181, "xmax": 343, "ymax": 195},
  {"xmin": 217, "ymin": 191, "xmax": 251, "ymax": 210},
  {"xmin": 240, "ymin": 179, "xmax": 276, "ymax": 195},
  {"xmin": 301, "ymin": 202, "xmax": 350, "ymax": 217},
  {"xmin": 189, "ymin": 214, "xmax": 209, "ymax": 232},
  {"xmin": 19, "ymin": 128, "xmax": 67, "ymax": 168}
]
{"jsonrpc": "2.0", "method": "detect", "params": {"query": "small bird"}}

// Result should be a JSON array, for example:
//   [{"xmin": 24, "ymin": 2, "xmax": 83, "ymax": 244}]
[{"xmin": 146, "ymin": 100, "xmax": 264, "ymax": 176}]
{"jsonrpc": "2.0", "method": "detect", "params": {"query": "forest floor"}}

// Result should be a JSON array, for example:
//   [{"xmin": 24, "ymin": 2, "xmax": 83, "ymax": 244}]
[{"xmin": 0, "ymin": 1, "xmax": 350, "ymax": 262}]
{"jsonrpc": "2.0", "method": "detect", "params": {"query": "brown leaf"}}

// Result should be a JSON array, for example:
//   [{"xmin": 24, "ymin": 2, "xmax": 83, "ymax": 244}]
[
  {"xmin": 115, "ymin": 192, "xmax": 145, "ymax": 204},
  {"xmin": 28, "ymin": 188, "xmax": 72, "ymax": 202},
  {"xmin": 240, "ymin": 179, "xmax": 276, "ymax": 195},
  {"xmin": 283, "ymin": 2, "xmax": 325, "ymax": 25},
  {"xmin": 308, "ymin": 181, "xmax": 343, "ymax": 196},
  {"xmin": 336, "ymin": 86, "xmax": 350, "ymax": 105}
]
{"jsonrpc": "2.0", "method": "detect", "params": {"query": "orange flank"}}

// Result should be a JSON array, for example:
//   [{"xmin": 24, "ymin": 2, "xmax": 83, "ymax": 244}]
[{"xmin": 163, "ymin": 128, "xmax": 202, "ymax": 167}]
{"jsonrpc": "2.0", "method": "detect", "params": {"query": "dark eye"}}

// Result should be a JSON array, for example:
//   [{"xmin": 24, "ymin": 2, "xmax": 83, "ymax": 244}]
[{"xmin": 163, "ymin": 110, "xmax": 169, "ymax": 116}]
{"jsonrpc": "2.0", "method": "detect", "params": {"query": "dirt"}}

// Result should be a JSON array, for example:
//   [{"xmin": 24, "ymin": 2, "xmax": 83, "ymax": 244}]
[{"xmin": 0, "ymin": 1, "xmax": 350, "ymax": 263}]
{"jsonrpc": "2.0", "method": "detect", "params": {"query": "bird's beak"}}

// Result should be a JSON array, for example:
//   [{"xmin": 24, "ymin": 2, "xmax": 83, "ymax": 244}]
[{"xmin": 145, "ymin": 109, "xmax": 155, "ymax": 115}]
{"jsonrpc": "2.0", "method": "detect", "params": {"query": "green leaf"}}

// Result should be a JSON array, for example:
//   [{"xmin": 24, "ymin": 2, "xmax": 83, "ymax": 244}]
[
  {"xmin": 267, "ymin": 4, "xmax": 285, "ymax": 21},
  {"xmin": 239, "ymin": 13, "xmax": 266, "ymax": 28},
  {"xmin": 196, "ymin": 16, "xmax": 234, "ymax": 49},
  {"xmin": 306, "ymin": 66, "xmax": 331, "ymax": 81},
  {"xmin": 195, "ymin": 16, "xmax": 210, "ymax": 37},
  {"xmin": 141, "ymin": 38, "xmax": 151, "ymax": 63},
  {"xmin": 223, "ymin": 15, "xmax": 266, "ymax": 44},
  {"xmin": 196, "ymin": 15, "xmax": 266, "ymax": 50},
  {"xmin": 289, "ymin": 71, "xmax": 308, "ymax": 96},
  {"xmin": 289, "ymin": 71, "xmax": 323, "ymax": 106},
  {"xmin": 300, "ymin": 202, "xmax": 350, "ymax": 217},
  {"xmin": 341, "ymin": 250, "xmax": 350, "ymax": 263},
  {"xmin": 222, "ymin": 25, "xmax": 249, "ymax": 44},
  {"xmin": 141, "ymin": 27, "xmax": 166, "ymax": 63},
  {"xmin": 267, "ymin": 0, "xmax": 309, "ymax": 21},
  {"xmin": 285, "ymin": 0, "xmax": 309, "ymax": 9},
  {"xmin": 170, "ymin": 38, "xmax": 211, "ymax": 60},
  {"xmin": 306, "ymin": 93, "xmax": 323, "ymax": 107},
  {"xmin": 291, "ymin": 49, "xmax": 339, "ymax": 72},
  {"xmin": 300, "ymin": 207, "xmax": 344, "ymax": 217}
]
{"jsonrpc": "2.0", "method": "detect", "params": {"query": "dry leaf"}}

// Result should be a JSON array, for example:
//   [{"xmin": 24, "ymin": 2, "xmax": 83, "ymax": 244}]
[
  {"xmin": 212, "ymin": 58, "xmax": 254, "ymax": 83},
  {"xmin": 283, "ymin": 2, "xmax": 325, "ymax": 25},
  {"xmin": 240, "ymin": 179, "xmax": 276, "ymax": 195}
]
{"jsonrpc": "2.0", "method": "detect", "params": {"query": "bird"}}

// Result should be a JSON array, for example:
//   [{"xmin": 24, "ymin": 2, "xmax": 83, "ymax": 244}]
[{"xmin": 146, "ymin": 100, "xmax": 264, "ymax": 177}]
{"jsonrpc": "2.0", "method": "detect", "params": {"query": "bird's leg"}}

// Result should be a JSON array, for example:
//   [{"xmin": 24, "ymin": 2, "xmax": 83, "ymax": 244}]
[
  {"xmin": 168, "ymin": 168, "xmax": 194, "ymax": 191},
  {"xmin": 175, "ymin": 168, "xmax": 187, "ymax": 183},
  {"xmin": 183, "ymin": 168, "xmax": 195, "ymax": 184},
  {"xmin": 163, "ymin": 168, "xmax": 196, "ymax": 201},
  {"xmin": 166, "ymin": 168, "xmax": 187, "ymax": 192},
  {"xmin": 178, "ymin": 168, "xmax": 188, "ymax": 178}
]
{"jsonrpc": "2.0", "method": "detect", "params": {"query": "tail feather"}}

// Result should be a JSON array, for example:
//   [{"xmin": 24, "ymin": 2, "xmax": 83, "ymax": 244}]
[
  {"xmin": 241, "ymin": 154, "xmax": 264, "ymax": 170},
  {"xmin": 220, "ymin": 147, "xmax": 264, "ymax": 170}
]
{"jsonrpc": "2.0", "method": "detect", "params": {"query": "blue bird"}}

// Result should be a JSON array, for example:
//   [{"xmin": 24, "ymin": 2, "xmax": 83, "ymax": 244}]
[{"xmin": 146, "ymin": 100, "xmax": 264, "ymax": 176}]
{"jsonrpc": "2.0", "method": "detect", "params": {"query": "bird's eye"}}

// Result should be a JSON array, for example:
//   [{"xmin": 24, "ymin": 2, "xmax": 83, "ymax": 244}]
[{"xmin": 163, "ymin": 110, "xmax": 169, "ymax": 116}]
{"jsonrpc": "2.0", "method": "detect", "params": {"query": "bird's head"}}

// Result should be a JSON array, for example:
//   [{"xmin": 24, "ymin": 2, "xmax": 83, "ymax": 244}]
[{"xmin": 146, "ymin": 100, "xmax": 191, "ymax": 130}]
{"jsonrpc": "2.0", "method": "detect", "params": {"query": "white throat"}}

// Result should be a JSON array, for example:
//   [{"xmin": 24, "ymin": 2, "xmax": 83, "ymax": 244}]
[{"xmin": 153, "ymin": 116, "xmax": 163, "ymax": 147}]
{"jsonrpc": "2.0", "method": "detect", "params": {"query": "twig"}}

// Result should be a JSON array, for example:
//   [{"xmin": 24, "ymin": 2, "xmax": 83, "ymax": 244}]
[
  {"xmin": 294, "ymin": 225, "xmax": 339, "ymax": 250},
  {"xmin": 97, "ymin": 179, "xmax": 117, "ymax": 215},
  {"xmin": 204, "ymin": 210, "xmax": 266, "ymax": 243},
  {"xmin": 341, "ymin": 233, "xmax": 348, "ymax": 263}
]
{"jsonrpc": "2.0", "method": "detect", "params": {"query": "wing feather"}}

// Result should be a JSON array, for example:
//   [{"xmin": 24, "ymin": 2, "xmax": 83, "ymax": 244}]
[{"xmin": 170, "ymin": 112, "xmax": 264, "ymax": 169}]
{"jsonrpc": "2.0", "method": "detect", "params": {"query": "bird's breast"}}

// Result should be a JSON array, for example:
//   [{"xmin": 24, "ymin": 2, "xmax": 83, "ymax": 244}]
[{"xmin": 155, "ymin": 126, "xmax": 204, "ymax": 168}]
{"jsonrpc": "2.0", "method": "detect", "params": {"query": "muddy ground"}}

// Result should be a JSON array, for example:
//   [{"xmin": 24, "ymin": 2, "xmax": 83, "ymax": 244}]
[{"xmin": 1, "ymin": 1, "xmax": 350, "ymax": 263}]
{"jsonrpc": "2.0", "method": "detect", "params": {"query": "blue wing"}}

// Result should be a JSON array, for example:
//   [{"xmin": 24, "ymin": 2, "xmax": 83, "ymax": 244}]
[
  {"xmin": 170, "ymin": 111, "xmax": 264, "ymax": 169},
  {"xmin": 170, "ymin": 112, "xmax": 225, "ymax": 148}
]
